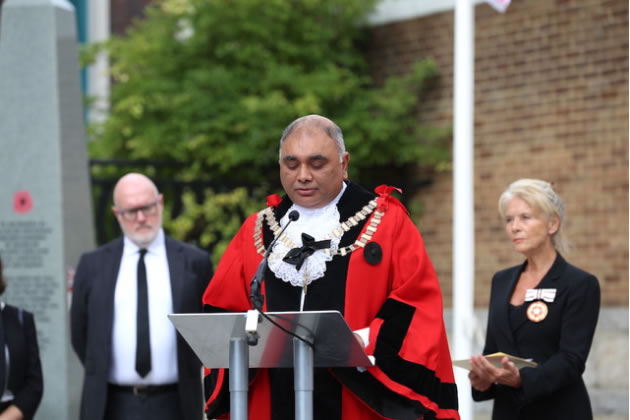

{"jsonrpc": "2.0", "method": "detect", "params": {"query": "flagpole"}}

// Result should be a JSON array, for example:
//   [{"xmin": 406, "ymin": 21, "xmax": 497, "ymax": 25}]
[
  {"xmin": 88, "ymin": 0, "xmax": 110, "ymax": 123},
  {"xmin": 453, "ymin": 0, "xmax": 475, "ymax": 419}
]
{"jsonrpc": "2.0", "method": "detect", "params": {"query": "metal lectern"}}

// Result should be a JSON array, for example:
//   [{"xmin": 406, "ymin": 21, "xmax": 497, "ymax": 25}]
[{"xmin": 169, "ymin": 311, "xmax": 373, "ymax": 420}]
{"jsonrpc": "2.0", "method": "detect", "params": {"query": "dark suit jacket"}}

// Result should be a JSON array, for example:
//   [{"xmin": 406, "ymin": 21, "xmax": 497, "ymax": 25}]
[
  {"xmin": 1, "ymin": 305, "xmax": 43, "ymax": 420},
  {"xmin": 472, "ymin": 254, "xmax": 600, "ymax": 420},
  {"xmin": 70, "ymin": 236, "xmax": 213, "ymax": 420}
]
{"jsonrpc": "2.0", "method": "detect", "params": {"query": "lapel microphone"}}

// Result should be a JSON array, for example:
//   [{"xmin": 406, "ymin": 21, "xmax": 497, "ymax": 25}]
[{"xmin": 250, "ymin": 210, "xmax": 300, "ymax": 310}]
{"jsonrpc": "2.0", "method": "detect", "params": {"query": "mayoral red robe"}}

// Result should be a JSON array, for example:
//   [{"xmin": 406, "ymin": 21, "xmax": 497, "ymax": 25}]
[{"xmin": 202, "ymin": 181, "xmax": 459, "ymax": 420}]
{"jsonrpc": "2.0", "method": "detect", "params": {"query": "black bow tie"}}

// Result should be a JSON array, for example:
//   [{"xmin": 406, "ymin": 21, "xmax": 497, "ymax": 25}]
[{"xmin": 282, "ymin": 233, "xmax": 331, "ymax": 271}]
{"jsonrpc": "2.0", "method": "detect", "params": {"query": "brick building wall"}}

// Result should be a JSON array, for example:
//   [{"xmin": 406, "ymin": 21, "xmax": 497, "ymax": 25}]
[
  {"xmin": 110, "ymin": 0, "xmax": 153, "ymax": 35},
  {"xmin": 367, "ymin": 0, "xmax": 628, "ymax": 308}
]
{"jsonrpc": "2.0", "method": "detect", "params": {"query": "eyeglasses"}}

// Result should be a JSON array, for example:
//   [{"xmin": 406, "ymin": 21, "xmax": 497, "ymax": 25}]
[{"xmin": 116, "ymin": 200, "xmax": 160, "ymax": 221}]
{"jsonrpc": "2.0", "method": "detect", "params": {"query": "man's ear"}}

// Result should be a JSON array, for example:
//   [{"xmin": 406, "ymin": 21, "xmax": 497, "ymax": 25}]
[{"xmin": 342, "ymin": 152, "xmax": 350, "ymax": 179}]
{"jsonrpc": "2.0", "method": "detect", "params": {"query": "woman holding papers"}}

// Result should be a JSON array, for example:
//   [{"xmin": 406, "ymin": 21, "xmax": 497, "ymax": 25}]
[{"xmin": 468, "ymin": 179, "xmax": 600, "ymax": 420}]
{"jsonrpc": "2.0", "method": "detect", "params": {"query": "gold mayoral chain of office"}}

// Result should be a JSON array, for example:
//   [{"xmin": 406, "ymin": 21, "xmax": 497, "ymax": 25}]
[{"xmin": 253, "ymin": 198, "xmax": 383, "ymax": 266}]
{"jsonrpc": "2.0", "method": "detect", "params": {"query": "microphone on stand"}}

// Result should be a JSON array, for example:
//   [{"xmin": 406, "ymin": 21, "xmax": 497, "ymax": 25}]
[{"xmin": 249, "ymin": 210, "xmax": 300, "ymax": 311}]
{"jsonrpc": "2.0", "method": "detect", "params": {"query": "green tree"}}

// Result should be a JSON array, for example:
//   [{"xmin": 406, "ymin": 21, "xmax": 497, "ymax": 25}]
[{"xmin": 85, "ymin": 0, "xmax": 449, "ymax": 263}]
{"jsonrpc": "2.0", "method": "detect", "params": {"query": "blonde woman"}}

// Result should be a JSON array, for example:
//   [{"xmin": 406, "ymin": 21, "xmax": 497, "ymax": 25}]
[{"xmin": 469, "ymin": 179, "xmax": 600, "ymax": 420}]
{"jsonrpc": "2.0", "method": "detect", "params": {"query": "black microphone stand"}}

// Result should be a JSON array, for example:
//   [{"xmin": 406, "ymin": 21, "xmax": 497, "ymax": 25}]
[{"xmin": 247, "ymin": 210, "xmax": 299, "ymax": 345}]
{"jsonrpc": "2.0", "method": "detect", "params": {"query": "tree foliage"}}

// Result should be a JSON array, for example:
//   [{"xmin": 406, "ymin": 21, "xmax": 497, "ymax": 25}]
[{"xmin": 85, "ymin": 0, "xmax": 450, "ymax": 261}]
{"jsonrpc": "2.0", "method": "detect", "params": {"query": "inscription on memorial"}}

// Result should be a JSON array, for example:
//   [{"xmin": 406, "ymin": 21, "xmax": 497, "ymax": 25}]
[
  {"xmin": 0, "ymin": 220, "xmax": 55, "ymax": 351},
  {"xmin": 0, "ymin": 220, "xmax": 51, "ymax": 268}
]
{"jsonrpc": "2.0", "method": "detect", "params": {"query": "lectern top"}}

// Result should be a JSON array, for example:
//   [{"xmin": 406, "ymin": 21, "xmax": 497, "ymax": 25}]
[{"xmin": 169, "ymin": 310, "xmax": 373, "ymax": 369}]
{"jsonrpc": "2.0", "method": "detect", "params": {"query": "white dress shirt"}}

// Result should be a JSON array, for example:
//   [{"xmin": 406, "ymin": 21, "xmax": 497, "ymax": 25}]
[{"xmin": 109, "ymin": 229, "xmax": 178, "ymax": 385}]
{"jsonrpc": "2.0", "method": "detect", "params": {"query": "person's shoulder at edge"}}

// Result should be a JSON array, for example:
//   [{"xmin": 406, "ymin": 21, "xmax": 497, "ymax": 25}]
[
  {"xmin": 2, "ymin": 303, "xmax": 35, "ymax": 320},
  {"xmin": 79, "ymin": 234, "xmax": 211, "ymax": 260},
  {"xmin": 543, "ymin": 253, "xmax": 599, "ymax": 287},
  {"xmin": 492, "ymin": 261, "xmax": 525, "ymax": 279},
  {"xmin": 76, "ymin": 237, "xmax": 124, "ymax": 260},
  {"xmin": 166, "ymin": 235, "xmax": 210, "ymax": 258},
  {"xmin": 562, "ymin": 257, "xmax": 599, "ymax": 283}
]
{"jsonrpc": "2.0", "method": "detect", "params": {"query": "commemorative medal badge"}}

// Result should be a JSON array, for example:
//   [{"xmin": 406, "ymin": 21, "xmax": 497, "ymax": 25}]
[
  {"xmin": 525, "ymin": 288, "xmax": 556, "ymax": 323},
  {"xmin": 526, "ymin": 301, "xmax": 548, "ymax": 322}
]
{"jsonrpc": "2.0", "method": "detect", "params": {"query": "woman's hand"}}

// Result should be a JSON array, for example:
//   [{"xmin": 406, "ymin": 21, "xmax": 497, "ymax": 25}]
[
  {"xmin": 468, "ymin": 354, "xmax": 522, "ymax": 391},
  {"xmin": 0, "ymin": 404, "xmax": 25, "ymax": 420},
  {"xmin": 468, "ymin": 355, "xmax": 494, "ymax": 391}
]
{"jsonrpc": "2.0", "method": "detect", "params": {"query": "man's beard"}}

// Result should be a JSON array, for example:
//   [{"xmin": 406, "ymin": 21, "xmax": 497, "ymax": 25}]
[{"xmin": 124, "ymin": 220, "xmax": 160, "ymax": 248}]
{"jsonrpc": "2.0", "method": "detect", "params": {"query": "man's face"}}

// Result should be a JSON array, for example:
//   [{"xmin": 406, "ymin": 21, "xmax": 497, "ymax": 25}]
[
  {"xmin": 113, "ymin": 185, "xmax": 163, "ymax": 248},
  {"xmin": 279, "ymin": 127, "xmax": 349, "ymax": 209}
]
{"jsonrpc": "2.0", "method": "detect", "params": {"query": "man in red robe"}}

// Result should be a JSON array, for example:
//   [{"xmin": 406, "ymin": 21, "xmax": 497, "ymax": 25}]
[{"xmin": 203, "ymin": 115, "xmax": 460, "ymax": 420}]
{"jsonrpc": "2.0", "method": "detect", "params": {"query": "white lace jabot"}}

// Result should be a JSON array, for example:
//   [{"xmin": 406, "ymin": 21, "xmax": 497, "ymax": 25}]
[{"xmin": 267, "ymin": 183, "xmax": 346, "ymax": 288}]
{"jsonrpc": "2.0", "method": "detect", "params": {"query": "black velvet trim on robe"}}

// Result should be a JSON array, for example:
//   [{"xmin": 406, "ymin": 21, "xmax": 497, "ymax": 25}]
[
  {"xmin": 333, "ymin": 297, "xmax": 460, "ymax": 420},
  {"xmin": 374, "ymin": 299, "xmax": 459, "ymax": 411},
  {"xmin": 331, "ymin": 367, "xmax": 433, "ymax": 420},
  {"xmin": 263, "ymin": 181, "xmax": 375, "ymax": 420}
]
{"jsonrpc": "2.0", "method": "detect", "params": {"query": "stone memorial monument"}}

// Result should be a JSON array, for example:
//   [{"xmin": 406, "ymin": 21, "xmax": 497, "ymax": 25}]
[{"xmin": 0, "ymin": 0, "xmax": 94, "ymax": 418}]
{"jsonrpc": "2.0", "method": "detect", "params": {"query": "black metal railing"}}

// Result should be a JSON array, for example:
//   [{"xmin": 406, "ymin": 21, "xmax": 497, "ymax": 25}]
[
  {"xmin": 89, "ymin": 159, "xmax": 432, "ymax": 248},
  {"xmin": 89, "ymin": 159, "xmax": 262, "ymax": 246}
]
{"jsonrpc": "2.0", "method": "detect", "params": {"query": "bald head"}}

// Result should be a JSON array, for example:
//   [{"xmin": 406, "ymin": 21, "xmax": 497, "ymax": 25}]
[
  {"xmin": 113, "ymin": 173, "xmax": 159, "ymax": 207},
  {"xmin": 279, "ymin": 115, "xmax": 346, "ymax": 163},
  {"xmin": 112, "ymin": 173, "xmax": 163, "ymax": 247}
]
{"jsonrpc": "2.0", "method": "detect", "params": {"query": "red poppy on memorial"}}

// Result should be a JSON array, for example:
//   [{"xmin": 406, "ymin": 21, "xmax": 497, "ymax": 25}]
[{"xmin": 13, "ymin": 190, "xmax": 33, "ymax": 214}]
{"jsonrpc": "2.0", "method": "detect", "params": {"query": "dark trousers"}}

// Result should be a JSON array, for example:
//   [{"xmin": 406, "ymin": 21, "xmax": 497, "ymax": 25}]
[{"xmin": 105, "ymin": 385, "xmax": 181, "ymax": 420}]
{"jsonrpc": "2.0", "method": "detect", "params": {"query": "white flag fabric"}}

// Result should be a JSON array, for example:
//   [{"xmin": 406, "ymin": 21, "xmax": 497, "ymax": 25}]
[{"xmin": 485, "ymin": 0, "xmax": 511, "ymax": 13}]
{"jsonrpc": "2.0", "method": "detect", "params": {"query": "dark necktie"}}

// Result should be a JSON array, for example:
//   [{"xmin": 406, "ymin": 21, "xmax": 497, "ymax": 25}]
[
  {"xmin": 0, "ymin": 309, "xmax": 5, "ymax": 396},
  {"xmin": 136, "ymin": 249, "xmax": 151, "ymax": 377}
]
